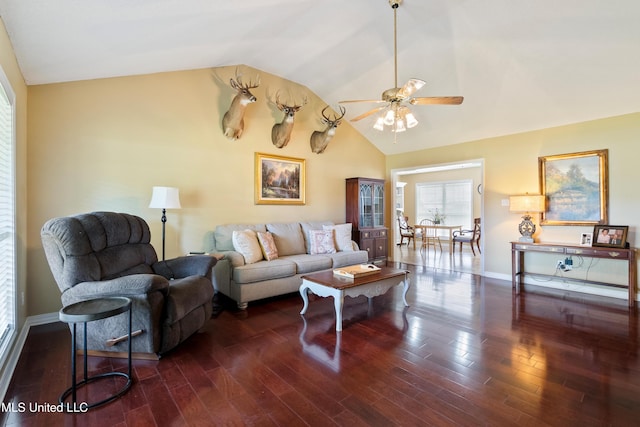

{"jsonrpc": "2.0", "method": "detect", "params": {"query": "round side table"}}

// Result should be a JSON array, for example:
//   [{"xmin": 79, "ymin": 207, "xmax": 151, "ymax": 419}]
[{"xmin": 58, "ymin": 296, "xmax": 133, "ymax": 410}]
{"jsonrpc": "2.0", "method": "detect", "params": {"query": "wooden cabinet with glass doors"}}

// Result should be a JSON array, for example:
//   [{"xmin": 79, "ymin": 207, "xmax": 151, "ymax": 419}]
[{"xmin": 346, "ymin": 177, "xmax": 387, "ymax": 263}]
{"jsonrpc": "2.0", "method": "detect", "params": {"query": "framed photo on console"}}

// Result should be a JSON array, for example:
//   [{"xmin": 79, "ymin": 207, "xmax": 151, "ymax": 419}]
[
  {"xmin": 592, "ymin": 225, "xmax": 628, "ymax": 248},
  {"xmin": 579, "ymin": 232, "xmax": 593, "ymax": 246}
]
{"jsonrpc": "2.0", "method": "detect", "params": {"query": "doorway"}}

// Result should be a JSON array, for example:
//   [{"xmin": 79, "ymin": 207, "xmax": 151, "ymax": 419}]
[{"xmin": 390, "ymin": 159, "xmax": 484, "ymax": 275}]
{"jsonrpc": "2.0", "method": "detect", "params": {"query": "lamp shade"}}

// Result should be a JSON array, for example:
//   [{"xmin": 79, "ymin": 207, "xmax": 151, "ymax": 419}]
[
  {"xmin": 509, "ymin": 194, "xmax": 545, "ymax": 213},
  {"xmin": 149, "ymin": 186, "xmax": 181, "ymax": 209}
]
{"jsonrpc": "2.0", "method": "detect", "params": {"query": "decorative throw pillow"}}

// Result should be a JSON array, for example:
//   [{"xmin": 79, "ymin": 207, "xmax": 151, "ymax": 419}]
[
  {"xmin": 232, "ymin": 229, "xmax": 263, "ymax": 264},
  {"xmin": 257, "ymin": 231, "xmax": 279, "ymax": 261},
  {"xmin": 309, "ymin": 230, "xmax": 337, "ymax": 254},
  {"xmin": 323, "ymin": 223, "xmax": 353, "ymax": 252}
]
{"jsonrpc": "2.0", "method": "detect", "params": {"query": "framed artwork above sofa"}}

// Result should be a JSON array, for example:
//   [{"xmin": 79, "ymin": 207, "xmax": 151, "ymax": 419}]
[{"xmin": 255, "ymin": 152, "xmax": 305, "ymax": 205}]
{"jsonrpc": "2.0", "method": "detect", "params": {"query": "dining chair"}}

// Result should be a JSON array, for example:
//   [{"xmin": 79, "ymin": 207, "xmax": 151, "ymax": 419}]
[
  {"xmin": 452, "ymin": 217, "xmax": 481, "ymax": 255},
  {"xmin": 419, "ymin": 219, "xmax": 442, "ymax": 252}
]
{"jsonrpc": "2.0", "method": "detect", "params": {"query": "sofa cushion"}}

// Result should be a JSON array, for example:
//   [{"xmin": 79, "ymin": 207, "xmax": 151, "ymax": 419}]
[
  {"xmin": 266, "ymin": 223, "xmax": 306, "ymax": 256},
  {"xmin": 282, "ymin": 254, "xmax": 333, "ymax": 274},
  {"xmin": 232, "ymin": 230, "xmax": 263, "ymax": 264},
  {"xmin": 300, "ymin": 221, "xmax": 334, "ymax": 253},
  {"xmin": 257, "ymin": 231, "xmax": 279, "ymax": 261},
  {"xmin": 327, "ymin": 250, "xmax": 369, "ymax": 268},
  {"xmin": 323, "ymin": 223, "xmax": 354, "ymax": 252},
  {"xmin": 215, "ymin": 224, "xmax": 267, "ymax": 251},
  {"xmin": 233, "ymin": 259, "xmax": 297, "ymax": 284},
  {"xmin": 308, "ymin": 230, "xmax": 336, "ymax": 255}
]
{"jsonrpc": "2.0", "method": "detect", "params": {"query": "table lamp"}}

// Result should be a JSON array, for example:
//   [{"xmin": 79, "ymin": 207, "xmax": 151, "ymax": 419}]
[
  {"xmin": 148, "ymin": 186, "xmax": 181, "ymax": 260},
  {"xmin": 509, "ymin": 194, "xmax": 545, "ymax": 243}
]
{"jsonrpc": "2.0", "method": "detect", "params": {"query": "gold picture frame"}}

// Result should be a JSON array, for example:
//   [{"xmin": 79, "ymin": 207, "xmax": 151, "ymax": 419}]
[
  {"xmin": 539, "ymin": 149, "xmax": 608, "ymax": 226},
  {"xmin": 255, "ymin": 152, "xmax": 305, "ymax": 205}
]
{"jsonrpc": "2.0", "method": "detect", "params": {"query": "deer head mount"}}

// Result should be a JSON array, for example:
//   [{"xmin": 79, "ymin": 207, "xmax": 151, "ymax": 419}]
[
  {"xmin": 270, "ymin": 92, "xmax": 308, "ymax": 148},
  {"xmin": 221, "ymin": 70, "xmax": 260, "ymax": 140},
  {"xmin": 310, "ymin": 105, "xmax": 346, "ymax": 154}
]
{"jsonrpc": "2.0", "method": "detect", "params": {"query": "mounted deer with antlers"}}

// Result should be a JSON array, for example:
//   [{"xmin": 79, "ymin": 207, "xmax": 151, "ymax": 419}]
[
  {"xmin": 271, "ymin": 93, "xmax": 307, "ymax": 148},
  {"xmin": 310, "ymin": 105, "xmax": 346, "ymax": 154},
  {"xmin": 221, "ymin": 71, "xmax": 260, "ymax": 140}
]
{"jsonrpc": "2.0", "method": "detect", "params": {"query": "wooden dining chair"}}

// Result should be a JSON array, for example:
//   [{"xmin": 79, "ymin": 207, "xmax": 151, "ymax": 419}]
[
  {"xmin": 397, "ymin": 216, "xmax": 415, "ymax": 246},
  {"xmin": 452, "ymin": 217, "xmax": 481, "ymax": 255},
  {"xmin": 419, "ymin": 219, "xmax": 442, "ymax": 252}
]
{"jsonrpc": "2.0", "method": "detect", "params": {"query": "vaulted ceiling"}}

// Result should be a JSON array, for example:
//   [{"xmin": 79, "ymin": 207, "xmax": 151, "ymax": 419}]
[{"xmin": 1, "ymin": 0, "xmax": 639, "ymax": 154}]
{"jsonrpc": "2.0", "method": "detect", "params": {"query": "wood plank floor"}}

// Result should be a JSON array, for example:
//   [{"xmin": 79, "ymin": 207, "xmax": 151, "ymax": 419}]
[{"xmin": 3, "ymin": 255, "xmax": 640, "ymax": 426}]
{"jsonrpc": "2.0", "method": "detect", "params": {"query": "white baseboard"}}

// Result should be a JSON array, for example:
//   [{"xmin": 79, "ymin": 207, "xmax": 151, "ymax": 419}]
[
  {"xmin": 0, "ymin": 312, "xmax": 58, "ymax": 402},
  {"xmin": 485, "ymin": 270, "xmax": 636, "ymax": 301}
]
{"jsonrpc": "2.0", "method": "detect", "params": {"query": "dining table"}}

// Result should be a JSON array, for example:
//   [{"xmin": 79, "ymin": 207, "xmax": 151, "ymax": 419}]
[{"xmin": 413, "ymin": 224, "xmax": 462, "ymax": 254}]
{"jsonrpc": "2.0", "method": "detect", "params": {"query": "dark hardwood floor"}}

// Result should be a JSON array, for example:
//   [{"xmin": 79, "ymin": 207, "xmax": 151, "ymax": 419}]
[{"xmin": 3, "ymin": 250, "xmax": 640, "ymax": 426}]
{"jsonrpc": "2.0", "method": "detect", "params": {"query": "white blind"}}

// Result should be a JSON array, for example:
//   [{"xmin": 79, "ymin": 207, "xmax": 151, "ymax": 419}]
[
  {"xmin": 0, "ymin": 70, "xmax": 15, "ymax": 362},
  {"xmin": 416, "ymin": 180, "xmax": 473, "ymax": 228}
]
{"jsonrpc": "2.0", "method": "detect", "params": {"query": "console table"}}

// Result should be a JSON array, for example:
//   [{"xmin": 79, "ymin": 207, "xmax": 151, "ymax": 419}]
[{"xmin": 511, "ymin": 242, "xmax": 637, "ymax": 308}]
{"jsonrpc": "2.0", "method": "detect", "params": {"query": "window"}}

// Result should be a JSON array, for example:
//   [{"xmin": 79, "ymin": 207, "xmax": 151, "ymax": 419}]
[
  {"xmin": 416, "ymin": 180, "xmax": 473, "ymax": 228},
  {"xmin": 0, "ymin": 66, "xmax": 15, "ymax": 364},
  {"xmin": 395, "ymin": 182, "xmax": 407, "ymax": 218}
]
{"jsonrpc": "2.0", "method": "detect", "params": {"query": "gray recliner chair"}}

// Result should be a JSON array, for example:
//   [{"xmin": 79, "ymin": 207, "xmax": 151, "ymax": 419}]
[{"xmin": 41, "ymin": 211, "xmax": 216, "ymax": 357}]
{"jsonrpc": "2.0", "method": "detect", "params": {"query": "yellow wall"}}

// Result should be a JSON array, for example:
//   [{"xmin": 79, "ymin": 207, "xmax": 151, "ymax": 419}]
[
  {"xmin": 7, "ymin": 16, "xmax": 640, "ymax": 315},
  {"xmin": 387, "ymin": 113, "xmax": 640, "ymax": 294},
  {"xmin": 0, "ymin": 19, "xmax": 28, "ymax": 379},
  {"xmin": 26, "ymin": 66, "xmax": 385, "ymax": 315}
]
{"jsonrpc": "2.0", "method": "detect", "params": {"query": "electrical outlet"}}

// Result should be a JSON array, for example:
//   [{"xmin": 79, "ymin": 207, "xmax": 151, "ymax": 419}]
[{"xmin": 557, "ymin": 259, "xmax": 571, "ymax": 271}]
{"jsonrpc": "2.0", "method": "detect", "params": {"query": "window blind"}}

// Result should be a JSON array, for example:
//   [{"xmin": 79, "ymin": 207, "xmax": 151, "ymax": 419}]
[
  {"xmin": 0, "ymin": 70, "xmax": 15, "ymax": 363},
  {"xmin": 416, "ymin": 180, "xmax": 473, "ymax": 228}
]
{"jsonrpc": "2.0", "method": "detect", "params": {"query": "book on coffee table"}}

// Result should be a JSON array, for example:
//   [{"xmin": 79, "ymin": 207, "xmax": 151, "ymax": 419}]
[{"xmin": 333, "ymin": 264, "xmax": 381, "ymax": 279}]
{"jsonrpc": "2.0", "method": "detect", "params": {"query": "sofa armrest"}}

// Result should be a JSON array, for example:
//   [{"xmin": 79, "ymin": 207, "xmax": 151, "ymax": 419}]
[
  {"xmin": 215, "ymin": 250, "xmax": 245, "ymax": 268},
  {"xmin": 62, "ymin": 273, "xmax": 170, "ymax": 303},
  {"xmin": 153, "ymin": 255, "xmax": 217, "ymax": 280}
]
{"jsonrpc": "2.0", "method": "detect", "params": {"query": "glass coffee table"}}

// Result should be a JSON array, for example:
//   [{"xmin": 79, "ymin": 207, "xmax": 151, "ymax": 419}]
[{"xmin": 299, "ymin": 266, "xmax": 410, "ymax": 331}]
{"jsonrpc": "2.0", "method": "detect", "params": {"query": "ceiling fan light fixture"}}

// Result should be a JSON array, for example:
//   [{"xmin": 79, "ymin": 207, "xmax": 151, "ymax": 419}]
[
  {"xmin": 373, "ymin": 116, "xmax": 385, "ymax": 131},
  {"xmin": 394, "ymin": 118, "xmax": 406, "ymax": 133},
  {"xmin": 405, "ymin": 111, "xmax": 418, "ymax": 128},
  {"xmin": 339, "ymin": 0, "xmax": 463, "ymax": 138},
  {"xmin": 383, "ymin": 109, "xmax": 396, "ymax": 126}
]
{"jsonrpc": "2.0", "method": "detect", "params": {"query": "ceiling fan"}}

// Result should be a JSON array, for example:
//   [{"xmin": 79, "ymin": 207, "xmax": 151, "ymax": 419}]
[{"xmin": 340, "ymin": 0, "xmax": 463, "ymax": 134}]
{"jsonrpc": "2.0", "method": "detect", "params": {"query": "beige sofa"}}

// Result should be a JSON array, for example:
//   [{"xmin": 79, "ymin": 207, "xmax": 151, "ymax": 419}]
[{"xmin": 204, "ymin": 221, "xmax": 369, "ymax": 309}]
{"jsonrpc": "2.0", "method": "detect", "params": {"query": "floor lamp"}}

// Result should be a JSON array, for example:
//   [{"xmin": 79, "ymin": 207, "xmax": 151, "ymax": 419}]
[{"xmin": 148, "ymin": 186, "xmax": 181, "ymax": 260}]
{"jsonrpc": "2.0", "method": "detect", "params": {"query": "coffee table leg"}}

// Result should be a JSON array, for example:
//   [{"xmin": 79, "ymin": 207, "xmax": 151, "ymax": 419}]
[
  {"xmin": 299, "ymin": 283, "xmax": 310, "ymax": 315},
  {"xmin": 334, "ymin": 292, "xmax": 344, "ymax": 332},
  {"xmin": 402, "ymin": 273, "xmax": 410, "ymax": 306}
]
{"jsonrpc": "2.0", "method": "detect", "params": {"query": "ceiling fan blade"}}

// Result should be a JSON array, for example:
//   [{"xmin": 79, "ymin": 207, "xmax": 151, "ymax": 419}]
[
  {"xmin": 350, "ymin": 105, "xmax": 388, "ymax": 122},
  {"xmin": 397, "ymin": 78, "xmax": 427, "ymax": 98},
  {"xmin": 409, "ymin": 96, "xmax": 464, "ymax": 105},
  {"xmin": 339, "ymin": 99, "xmax": 387, "ymax": 104}
]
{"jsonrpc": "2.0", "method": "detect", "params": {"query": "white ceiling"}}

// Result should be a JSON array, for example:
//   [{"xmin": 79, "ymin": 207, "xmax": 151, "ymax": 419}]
[{"xmin": 1, "ymin": 0, "xmax": 639, "ymax": 155}]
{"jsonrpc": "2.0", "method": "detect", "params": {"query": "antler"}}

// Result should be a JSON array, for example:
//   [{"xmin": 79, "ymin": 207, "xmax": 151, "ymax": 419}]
[
  {"xmin": 321, "ymin": 105, "xmax": 346, "ymax": 123},
  {"xmin": 274, "ymin": 91, "xmax": 308, "ymax": 111},
  {"xmin": 233, "ymin": 67, "xmax": 260, "ymax": 90}
]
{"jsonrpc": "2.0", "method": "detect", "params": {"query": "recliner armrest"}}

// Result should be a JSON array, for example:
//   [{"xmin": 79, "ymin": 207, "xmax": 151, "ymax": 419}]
[
  {"xmin": 153, "ymin": 255, "xmax": 217, "ymax": 280},
  {"xmin": 62, "ymin": 273, "xmax": 170, "ymax": 302}
]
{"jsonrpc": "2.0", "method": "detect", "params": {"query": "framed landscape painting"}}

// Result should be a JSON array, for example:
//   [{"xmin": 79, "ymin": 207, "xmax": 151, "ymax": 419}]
[
  {"xmin": 539, "ymin": 149, "xmax": 608, "ymax": 226},
  {"xmin": 255, "ymin": 152, "xmax": 305, "ymax": 205}
]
